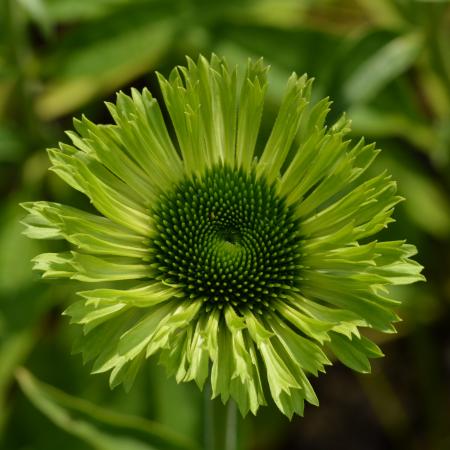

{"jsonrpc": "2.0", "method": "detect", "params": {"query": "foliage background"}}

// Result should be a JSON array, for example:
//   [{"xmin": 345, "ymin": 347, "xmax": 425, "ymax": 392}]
[{"xmin": 1, "ymin": 0, "xmax": 449, "ymax": 449}]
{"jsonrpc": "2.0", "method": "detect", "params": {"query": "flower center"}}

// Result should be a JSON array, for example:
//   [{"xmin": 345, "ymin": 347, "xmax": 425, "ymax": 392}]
[{"xmin": 151, "ymin": 165, "xmax": 301, "ymax": 311}]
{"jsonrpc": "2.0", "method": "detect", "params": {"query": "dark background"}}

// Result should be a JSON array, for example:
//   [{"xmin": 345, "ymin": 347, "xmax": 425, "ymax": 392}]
[{"xmin": 1, "ymin": 0, "xmax": 449, "ymax": 449}]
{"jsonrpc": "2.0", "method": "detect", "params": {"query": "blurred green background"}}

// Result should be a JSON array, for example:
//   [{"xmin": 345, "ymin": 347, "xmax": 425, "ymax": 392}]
[{"xmin": 1, "ymin": 0, "xmax": 449, "ymax": 449}]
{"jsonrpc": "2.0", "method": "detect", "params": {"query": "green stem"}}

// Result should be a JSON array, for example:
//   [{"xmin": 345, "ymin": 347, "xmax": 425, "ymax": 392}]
[
  {"xmin": 204, "ymin": 383, "xmax": 215, "ymax": 450},
  {"xmin": 225, "ymin": 400, "xmax": 238, "ymax": 450}
]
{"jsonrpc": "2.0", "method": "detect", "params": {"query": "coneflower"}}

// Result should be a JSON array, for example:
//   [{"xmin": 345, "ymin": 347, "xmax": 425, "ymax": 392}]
[{"xmin": 22, "ymin": 55, "xmax": 424, "ymax": 418}]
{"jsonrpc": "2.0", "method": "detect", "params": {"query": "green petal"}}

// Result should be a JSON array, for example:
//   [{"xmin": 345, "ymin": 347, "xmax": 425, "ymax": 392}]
[
  {"xmin": 183, "ymin": 318, "xmax": 210, "ymax": 389},
  {"xmin": 64, "ymin": 299, "xmax": 129, "ymax": 333},
  {"xmin": 145, "ymin": 300, "xmax": 203, "ymax": 357},
  {"xmin": 273, "ymin": 300, "xmax": 332, "ymax": 344},
  {"xmin": 22, "ymin": 202, "xmax": 149, "ymax": 258},
  {"xmin": 257, "ymin": 74, "xmax": 310, "ymax": 183},
  {"xmin": 32, "ymin": 252, "xmax": 75, "ymax": 278},
  {"xmin": 288, "ymin": 295, "xmax": 365, "ymax": 338},
  {"xmin": 236, "ymin": 58, "xmax": 268, "ymax": 171},
  {"xmin": 225, "ymin": 307, "xmax": 252, "ymax": 383},
  {"xmin": 70, "ymin": 116, "xmax": 157, "ymax": 202},
  {"xmin": 48, "ymin": 147, "xmax": 151, "ymax": 235},
  {"xmin": 211, "ymin": 324, "xmax": 233, "ymax": 402},
  {"xmin": 158, "ymin": 55, "xmax": 238, "ymax": 173},
  {"xmin": 270, "ymin": 317, "xmax": 331, "ymax": 376},
  {"xmin": 78, "ymin": 283, "xmax": 181, "ymax": 308},
  {"xmin": 299, "ymin": 172, "xmax": 399, "ymax": 237},
  {"xmin": 117, "ymin": 302, "xmax": 175, "ymax": 364},
  {"xmin": 328, "ymin": 333, "xmax": 384, "ymax": 374},
  {"xmin": 106, "ymin": 88, "xmax": 184, "ymax": 187},
  {"xmin": 33, "ymin": 252, "xmax": 151, "ymax": 282},
  {"xmin": 279, "ymin": 97, "xmax": 332, "ymax": 199}
]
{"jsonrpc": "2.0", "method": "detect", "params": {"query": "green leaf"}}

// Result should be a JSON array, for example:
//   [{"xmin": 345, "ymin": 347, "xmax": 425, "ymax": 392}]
[
  {"xmin": 35, "ymin": 4, "xmax": 177, "ymax": 119},
  {"xmin": 0, "ymin": 331, "xmax": 35, "ymax": 432},
  {"xmin": 343, "ymin": 32, "xmax": 424, "ymax": 103},
  {"xmin": 16, "ymin": 367, "xmax": 199, "ymax": 450}
]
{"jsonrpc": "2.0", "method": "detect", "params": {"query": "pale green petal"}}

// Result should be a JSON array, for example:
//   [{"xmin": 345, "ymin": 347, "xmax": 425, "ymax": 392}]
[
  {"xmin": 328, "ymin": 333, "xmax": 384, "ymax": 373},
  {"xmin": 22, "ymin": 202, "xmax": 149, "ymax": 258},
  {"xmin": 71, "ymin": 253, "xmax": 152, "ymax": 282},
  {"xmin": 117, "ymin": 302, "xmax": 175, "ymax": 365},
  {"xmin": 34, "ymin": 251, "xmax": 151, "ymax": 282},
  {"xmin": 290, "ymin": 140, "xmax": 376, "ymax": 219},
  {"xmin": 64, "ymin": 299, "xmax": 129, "ymax": 333},
  {"xmin": 257, "ymin": 74, "xmax": 310, "ymax": 183},
  {"xmin": 105, "ymin": 88, "xmax": 184, "ymax": 187},
  {"xmin": 300, "ymin": 280, "xmax": 399, "ymax": 332},
  {"xmin": 236, "ymin": 58, "xmax": 268, "ymax": 170},
  {"xmin": 72, "ymin": 311, "xmax": 136, "ymax": 369},
  {"xmin": 225, "ymin": 307, "xmax": 252, "ymax": 383},
  {"xmin": 70, "ymin": 116, "xmax": 157, "ymax": 202},
  {"xmin": 211, "ymin": 325, "xmax": 233, "ymax": 402},
  {"xmin": 279, "ymin": 97, "xmax": 332, "ymax": 199},
  {"xmin": 288, "ymin": 295, "xmax": 365, "ymax": 338},
  {"xmin": 299, "ymin": 173, "xmax": 400, "ymax": 237},
  {"xmin": 48, "ymin": 147, "xmax": 151, "ymax": 235},
  {"xmin": 273, "ymin": 300, "xmax": 332, "ymax": 344},
  {"xmin": 78, "ymin": 283, "xmax": 181, "ymax": 308},
  {"xmin": 32, "ymin": 252, "xmax": 75, "ymax": 278},
  {"xmin": 158, "ymin": 55, "xmax": 238, "ymax": 173},
  {"xmin": 270, "ymin": 318, "xmax": 331, "ymax": 376},
  {"xmin": 145, "ymin": 300, "xmax": 203, "ymax": 357},
  {"xmin": 183, "ymin": 318, "xmax": 210, "ymax": 389}
]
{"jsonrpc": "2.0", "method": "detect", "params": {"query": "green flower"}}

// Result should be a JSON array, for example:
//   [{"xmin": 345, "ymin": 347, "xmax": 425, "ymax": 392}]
[{"xmin": 22, "ymin": 55, "xmax": 424, "ymax": 418}]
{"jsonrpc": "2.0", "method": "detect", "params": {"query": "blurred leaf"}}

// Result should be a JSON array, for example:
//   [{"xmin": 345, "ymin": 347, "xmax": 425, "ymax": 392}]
[
  {"xmin": 0, "ymin": 330, "xmax": 35, "ymax": 434},
  {"xmin": 216, "ymin": 25, "xmax": 342, "ymax": 100},
  {"xmin": 355, "ymin": 0, "xmax": 408, "ymax": 30},
  {"xmin": 226, "ymin": 0, "xmax": 312, "ymax": 28},
  {"xmin": 17, "ymin": 0, "xmax": 53, "ymax": 37},
  {"xmin": 348, "ymin": 105, "xmax": 438, "ymax": 153},
  {"xmin": 35, "ymin": 5, "xmax": 178, "ymax": 119},
  {"xmin": 0, "ymin": 203, "xmax": 42, "ymax": 292},
  {"xmin": 379, "ymin": 153, "xmax": 450, "ymax": 239},
  {"xmin": 0, "ymin": 125, "xmax": 26, "ymax": 162},
  {"xmin": 153, "ymin": 366, "xmax": 201, "ymax": 440},
  {"xmin": 43, "ymin": 0, "xmax": 144, "ymax": 22},
  {"xmin": 16, "ymin": 368, "xmax": 199, "ymax": 450},
  {"xmin": 343, "ymin": 32, "xmax": 424, "ymax": 103}
]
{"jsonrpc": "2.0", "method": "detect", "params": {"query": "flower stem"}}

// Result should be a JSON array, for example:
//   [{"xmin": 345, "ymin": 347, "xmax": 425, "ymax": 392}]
[
  {"xmin": 225, "ymin": 400, "xmax": 238, "ymax": 450},
  {"xmin": 204, "ymin": 383, "xmax": 215, "ymax": 450}
]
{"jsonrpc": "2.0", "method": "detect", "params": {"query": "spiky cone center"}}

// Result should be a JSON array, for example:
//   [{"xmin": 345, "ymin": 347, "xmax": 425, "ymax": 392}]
[{"xmin": 151, "ymin": 165, "xmax": 301, "ymax": 312}]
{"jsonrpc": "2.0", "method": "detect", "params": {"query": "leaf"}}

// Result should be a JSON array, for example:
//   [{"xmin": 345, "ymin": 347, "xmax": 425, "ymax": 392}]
[
  {"xmin": 43, "ymin": 0, "xmax": 143, "ymax": 22},
  {"xmin": 0, "ymin": 331, "xmax": 35, "ymax": 433},
  {"xmin": 16, "ymin": 368, "xmax": 199, "ymax": 450},
  {"xmin": 343, "ymin": 32, "xmax": 424, "ymax": 104},
  {"xmin": 17, "ymin": 0, "xmax": 53, "ymax": 37},
  {"xmin": 376, "ymin": 153, "xmax": 450, "ymax": 239},
  {"xmin": 35, "ymin": 4, "xmax": 177, "ymax": 119}
]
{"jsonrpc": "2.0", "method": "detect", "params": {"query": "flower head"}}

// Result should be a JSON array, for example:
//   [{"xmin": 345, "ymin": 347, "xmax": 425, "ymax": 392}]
[{"xmin": 22, "ymin": 55, "xmax": 424, "ymax": 418}]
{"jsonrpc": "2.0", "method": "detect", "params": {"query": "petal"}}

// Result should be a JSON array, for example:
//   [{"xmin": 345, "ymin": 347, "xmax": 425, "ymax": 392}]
[
  {"xmin": 328, "ymin": 332, "xmax": 383, "ymax": 373},
  {"xmin": 22, "ymin": 202, "xmax": 149, "ymax": 259},
  {"xmin": 33, "ymin": 252, "xmax": 152, "ymax": 282},
  {"xmin": 106, "ymin": 88, "xmax": 184, "ymax": 187},
  {"xmin": 236, "ymin": 58, "xmax": 268, "ymax": 171},
  {"xmin": 158, "ymin": 55, "xmax": 239, "ymax": 173},
  {"xmin": 257, "ymin": 74, "xmax": 310, "ymax": 183},
  {"xmin": 78, "ymin": 282, "xmax": 181, "ymax": 308}
]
